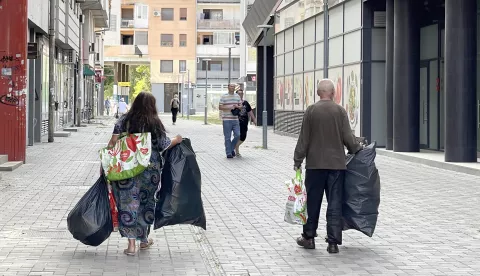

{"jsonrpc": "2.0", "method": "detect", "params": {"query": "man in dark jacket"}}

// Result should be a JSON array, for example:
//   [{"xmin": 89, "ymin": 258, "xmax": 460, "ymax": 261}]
[{"xmin": 294, "ymin": 79, "xmax": 362, "ymax": 253}]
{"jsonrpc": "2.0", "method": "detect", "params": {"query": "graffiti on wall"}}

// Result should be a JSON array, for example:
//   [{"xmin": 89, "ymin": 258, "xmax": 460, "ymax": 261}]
[{"xmin": 0, "ymin": 54, "xmax": 25, "ymax": 107}]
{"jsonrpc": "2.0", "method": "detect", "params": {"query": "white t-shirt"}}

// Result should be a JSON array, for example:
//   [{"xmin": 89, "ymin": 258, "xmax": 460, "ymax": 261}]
[{"xmin": 118, "ymin": 101, "xmax": 128, "ymax": 113}]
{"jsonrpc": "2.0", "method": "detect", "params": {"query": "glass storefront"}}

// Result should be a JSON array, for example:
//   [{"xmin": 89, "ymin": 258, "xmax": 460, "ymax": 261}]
[{"xmin": 274, "ymin": 0, "xmax": 363, "ymax": 135}]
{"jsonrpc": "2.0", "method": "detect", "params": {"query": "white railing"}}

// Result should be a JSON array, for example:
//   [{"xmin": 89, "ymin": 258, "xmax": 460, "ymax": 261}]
[
  {"xmin": 197, "ymin": 19, "xmax": 241, "ymax": 30},
  {"xmin": 121, "ymin": 19, "xmax": 134, "ymax": 28},
  {"xmin": 196, "ymin": 45, "xmax": 240, "ymax": 57},
  {"xmin": 197, "ymin": 70, "xmax": 240, "ymax": 79}
]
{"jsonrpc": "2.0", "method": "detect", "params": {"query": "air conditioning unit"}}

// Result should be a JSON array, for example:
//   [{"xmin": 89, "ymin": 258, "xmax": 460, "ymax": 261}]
[
  {"xmin": 64, "ymin": 50, "xmax": 76, "ymax": 64},
  {"xmin": 128, "ymin": 21, "xmax": 134, "ymax": 27},
  {"xmin": 153, "ymin": 11, "xmax": 161, "ymax": 17}
]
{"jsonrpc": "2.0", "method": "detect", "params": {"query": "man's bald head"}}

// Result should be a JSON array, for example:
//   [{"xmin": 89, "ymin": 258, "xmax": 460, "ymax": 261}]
[{"xmin": 317, "ymin": 79, "xmax": 335, "ymax": 100}]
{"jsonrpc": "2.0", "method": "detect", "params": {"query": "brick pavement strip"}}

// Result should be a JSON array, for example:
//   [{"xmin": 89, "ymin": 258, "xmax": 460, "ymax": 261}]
[{"xmin": 0, "ymin": 115, "xmax": 479, "ymax": 275}]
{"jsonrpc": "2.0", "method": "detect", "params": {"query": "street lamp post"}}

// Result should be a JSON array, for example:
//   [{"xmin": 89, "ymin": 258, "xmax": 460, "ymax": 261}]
[
  {"xmin": 257, "ymin": 25, "xmax": 273, "ymax": 150},
  {"xmin": 225, "ymin": 46, "xmax": 235, "ymax": 84},
  {"xmin": 181, "ymin": 69, "xmax": 190, "ymax": 119},
  {"xmin": 181, "ymin": 73, "xmax": 185, "ymax": 117},
  {"xmin": 203, "ymin": 59, "xmax": 211, "ymax": 125}
]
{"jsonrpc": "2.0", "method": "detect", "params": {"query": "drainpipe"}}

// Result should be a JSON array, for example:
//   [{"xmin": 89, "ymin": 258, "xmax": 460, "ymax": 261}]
[
  {"xmin": 323, "ymin": 0, "xmax": 328, "ymax": 78},
  {"xmin": 48, "ymin": 0, "xmax": 56, "ymax": 142}
]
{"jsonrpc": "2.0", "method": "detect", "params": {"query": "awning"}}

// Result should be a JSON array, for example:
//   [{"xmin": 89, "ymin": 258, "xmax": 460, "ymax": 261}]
[
  {"xmin": 83, "ymin": 65, "xmax": 95, "ymax": 76},
  {"xmin": 242, "ymin": 0, "xmax": 279, "ymax": 46}
]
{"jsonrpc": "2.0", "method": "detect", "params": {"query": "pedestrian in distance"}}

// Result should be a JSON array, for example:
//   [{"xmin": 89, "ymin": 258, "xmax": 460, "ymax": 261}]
[
  {"xmin": 293, "ymin": 79, "xmax": 362, "ymax": 253},
  {"xmin": 219, "ymin": 84, "xmax": 242, "ymax": 159},
  {"xmin": 117, "ymin": 97, "xmax": 129, "ymax": 117},
  {"xmin": 234, "ymin": 89, "xmax": 256, "ymax": 157},
  {"xmin": 105, "ymin": 98, "xmax": 111, "ymax": 116},
  {"xmin": 106, "ymin": 92, "xmax": 183, "ymax": 256},
  {"xmin": 170, "ymin": 94, "xmax": 180, "ymax": 125}
]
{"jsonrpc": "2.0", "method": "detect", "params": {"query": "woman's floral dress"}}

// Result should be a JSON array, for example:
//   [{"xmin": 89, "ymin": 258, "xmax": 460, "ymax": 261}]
[{"xmin": 110, "ymin": 116, "xmax": 170, "ymax": 242}]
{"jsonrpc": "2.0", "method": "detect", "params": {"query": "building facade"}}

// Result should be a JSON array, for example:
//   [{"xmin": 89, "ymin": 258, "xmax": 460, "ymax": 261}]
[
  {"xmin": 0, "ymin": 0, "xmax": 108, "ymax": 163},
  {"xmin": 193, "ymin": 0, "xmax": 242, "ymax": 116},
  {"xmin": 244, "ymin": 0, "xmax": 479, "ymax": 162},
  {"xmin": 104, "ymin": 0, "xmax": 197, "ymax": 113}
]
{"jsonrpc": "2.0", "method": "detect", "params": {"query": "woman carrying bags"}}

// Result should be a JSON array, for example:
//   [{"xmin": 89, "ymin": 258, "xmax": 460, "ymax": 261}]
[{"xmin": 106, "ymin": 92, "xmax": 182, "ymax": 256}]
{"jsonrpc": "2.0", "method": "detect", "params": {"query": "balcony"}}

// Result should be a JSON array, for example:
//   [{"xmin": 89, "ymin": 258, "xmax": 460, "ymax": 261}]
[
  {"xmin": 196, "ymin": 45, "xmax": 240, "ymax": 57},
  {"xmin": 79, "ymin": 0, "xmax": 109, "ymax": 28},
  {"xmin": 104, "ymin": 45, "xmax": 149, "ymax": 63},
  {"xmin": 197, "ymin": 70, "xmax": 240, "ymax": 80},
  {"xmin": 197, "ymin": 19, "xmax": 241, "ymax": 30},
  {"xmin": 198, "ymin": 0, "xmax": 240, "ymax": 3},
  {"xmin": 121, "ymin": 19, "xmax": 135, "ymax": 28}
]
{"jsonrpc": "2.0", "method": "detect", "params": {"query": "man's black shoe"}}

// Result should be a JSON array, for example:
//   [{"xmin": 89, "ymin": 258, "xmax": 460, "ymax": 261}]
[
  {"xmin": 296, "ymin": 236, "xmax": 315, "ymax": 249},
  {"xmin": 327, "ymin": 243, "xmax": 339, "ymax": 254}
]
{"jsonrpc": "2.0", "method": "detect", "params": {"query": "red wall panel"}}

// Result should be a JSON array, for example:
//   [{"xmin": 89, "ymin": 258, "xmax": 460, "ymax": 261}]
[{"xmin": 0, "ymin": 0, "xmax": 28, "ymax": 162}]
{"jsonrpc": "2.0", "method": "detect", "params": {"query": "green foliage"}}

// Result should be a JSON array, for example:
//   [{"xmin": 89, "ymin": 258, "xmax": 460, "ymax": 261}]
[
  {"xmin": 103, "ymin": 67, "xmax": 114, "ymax": 100},
  {"xmin": 130, "ymin": 65, "xmax": 151, "ymax": 100}
]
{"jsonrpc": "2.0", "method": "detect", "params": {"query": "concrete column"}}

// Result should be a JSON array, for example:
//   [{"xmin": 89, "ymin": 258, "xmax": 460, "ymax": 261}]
[
  {"xmin": 444, "ymin": 0, "xmax": 477, "ymax": 162},
  {"xmin": 385, "ymin": 0, "xmax": 394, "ymax": 150},
  {"xmin": 393, "ymin": 0, "xmax": 420, "ymax": 152},
  {"xmin": 28, "ymin": 29, "xmax": 36, "ymax": 146}
]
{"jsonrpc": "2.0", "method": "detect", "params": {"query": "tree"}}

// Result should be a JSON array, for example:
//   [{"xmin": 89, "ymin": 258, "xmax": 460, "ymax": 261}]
[
  {"xmin": 103, "ymin": 67, "xmax": 114, "ymax": 100},
  {"xmin": 130, "ymin": 65, "xmax": 151, "ymax": 101}
]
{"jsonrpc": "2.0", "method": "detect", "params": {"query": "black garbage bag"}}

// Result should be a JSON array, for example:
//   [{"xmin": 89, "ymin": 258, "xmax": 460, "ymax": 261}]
[
  {"xmin": 154, "ymin": 138, "xmax": 207, "ymax": 230},
  {"xmin": 343, "ymin": 142, "xmax": 381, "ymax": 237},
  {"xmin": 67, "ymin": 175, "xmax": 113, "ymax": 246}
]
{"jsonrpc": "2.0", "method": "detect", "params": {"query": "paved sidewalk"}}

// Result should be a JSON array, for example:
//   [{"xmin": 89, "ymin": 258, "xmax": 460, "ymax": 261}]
[{"xmin": 0, "ymin": 115, "xmax": 479, "ymax": 276}]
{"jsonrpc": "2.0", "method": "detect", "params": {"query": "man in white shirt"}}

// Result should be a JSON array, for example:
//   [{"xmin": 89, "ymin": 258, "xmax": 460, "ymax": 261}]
[{"xmin": 117, "ymin": 98, "xmax": 129, "ymax": 116}]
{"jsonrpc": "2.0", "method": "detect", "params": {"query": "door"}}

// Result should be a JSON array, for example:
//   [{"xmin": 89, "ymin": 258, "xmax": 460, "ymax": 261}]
[{"xmin": 420, "ymin": 66, "xmax": 429, "ymax": 148}]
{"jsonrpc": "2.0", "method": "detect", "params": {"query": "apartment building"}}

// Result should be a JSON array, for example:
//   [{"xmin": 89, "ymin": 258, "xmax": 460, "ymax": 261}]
[
  {"xmin": 239, "ymin": 0, "xmax": 257, "ymax": 94},
  {"xmin": 25, "ymin": 0, "xmax": 107, "ymax": 141},
  {"xmin": 104, "ymin": 0, "xmax": 196, "ymax": 113},
  {"xmin": 192, "ymin": 0, "xmax": 242, "ymax": 114}
]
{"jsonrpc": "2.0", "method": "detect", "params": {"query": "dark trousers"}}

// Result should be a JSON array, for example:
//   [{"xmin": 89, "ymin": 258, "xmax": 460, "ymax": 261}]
[
  {"xmin": 303, "ymin": 169, "xmax": 345, "ymax": 245},
  {"xmin": 171, "ymin": 108, "xmax": 179, "ymax": 123}
]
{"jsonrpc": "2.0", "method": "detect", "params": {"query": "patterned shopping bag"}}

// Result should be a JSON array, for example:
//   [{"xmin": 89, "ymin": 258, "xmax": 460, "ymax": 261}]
[
  {"xmin": 100, "ymin": 132, "xmax": 152, "ymax": 181},
  {"xmin": 284, "ymin": 170, "xmax": 307, "ymax": 225}
]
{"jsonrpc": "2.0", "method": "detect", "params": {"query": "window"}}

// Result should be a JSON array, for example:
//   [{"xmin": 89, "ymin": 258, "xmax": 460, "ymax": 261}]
[
  {"xmin": 179, "ymin": 60, "xmax": 186, "ymax": 72},
  {"xmin": 135, "ymin": 31, "xmax": 148, "ymax": 45},
  {"xmin": 202, "ymin": 61, "xmax": 222, "ymax": 71},
  {"xmin": 202, "ymin": 9, "xmax": 223, "ymax": 20},
  {"xmin": 70, "ymin": 0, "xmax": 73, "ymax": 9},
  {"xmin": 161, "ymin": 60, "xmax": 173, "ymax": 73},
  {"xmin": 180, "ymin": 8, "xmax": 187, "ymax": 20},
  {"xmin": 179, "ymin": 34, "xmax": 187, "ymax": 47},
  {"xmin": 136, "ymin": 5, "xmax": 148, "ymax": 20},
  {"xmin": 161, "ymin": 34, "xmax": 173, "ymax": 47},
  {"xmin": 202, "ymin": 35, "xmax": 213, "ymax": 45},
  {"xmin": 109, "ymin": 15, "xmax": 117, "ymax": 32},
  {"xmin": 161, "ymin": 8, "xmax": 174, "ymax": 21}
]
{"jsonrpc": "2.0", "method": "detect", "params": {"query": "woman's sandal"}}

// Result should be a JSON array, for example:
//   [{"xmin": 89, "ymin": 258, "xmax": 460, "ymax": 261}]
[
  {"xmin": 123, "ymin": 249, "xmax": 136, "ymax": 256},
  {"xmin": 140, "ymin": 238, "xmax": 154, "ymax": 250}
]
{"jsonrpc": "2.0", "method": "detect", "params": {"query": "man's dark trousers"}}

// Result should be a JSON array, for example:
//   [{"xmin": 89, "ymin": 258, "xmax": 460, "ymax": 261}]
[{"xmin": 303, "ymin": 169, "xmax": 345, "ymax": 245}]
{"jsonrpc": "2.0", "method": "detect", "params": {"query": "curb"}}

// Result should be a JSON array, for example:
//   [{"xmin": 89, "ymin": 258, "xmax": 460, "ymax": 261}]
[{"xmin": 376, "ymin": 149, "xmax": 480, "ymax": 177}]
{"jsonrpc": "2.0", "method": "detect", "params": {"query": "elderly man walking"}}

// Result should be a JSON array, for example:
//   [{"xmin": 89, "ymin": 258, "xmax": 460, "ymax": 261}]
[{"xmin": 294, "ymin": 79, "xmax": 362, "ymax": 253}]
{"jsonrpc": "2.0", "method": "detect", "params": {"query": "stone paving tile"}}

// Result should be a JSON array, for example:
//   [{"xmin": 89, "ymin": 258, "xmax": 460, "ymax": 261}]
[{"xmin": 0, "ymin": 115, "xmax": 479, "ymax": 275}]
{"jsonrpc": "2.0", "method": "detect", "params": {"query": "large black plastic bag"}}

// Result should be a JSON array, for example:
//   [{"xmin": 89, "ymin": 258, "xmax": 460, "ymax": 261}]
[
  {"xmin": 67, "ymin": 176, "xmax": 113, "ymax": 246},
  {"xmin": 154, "ymin": 138, "xmax": 207, "ymax": 230},
  {"xmin": 343, "ymin": 142, "xmax": 381, "ymax": 237}
]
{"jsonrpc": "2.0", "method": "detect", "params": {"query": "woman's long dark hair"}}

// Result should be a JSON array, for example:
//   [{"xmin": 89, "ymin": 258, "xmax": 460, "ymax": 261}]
[{"xmin": 124, "ymin": 92, "xmax": 166, "ymax": 139}]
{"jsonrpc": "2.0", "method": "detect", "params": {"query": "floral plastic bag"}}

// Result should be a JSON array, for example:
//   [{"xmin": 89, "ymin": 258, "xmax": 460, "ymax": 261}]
[
  {"xmin": 284, "ymin": 170, "xmax": 307, "ymax": 225},
  {"xmin": 99, "ymin": 132, "xmax": 151, "ymax": 181}
]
